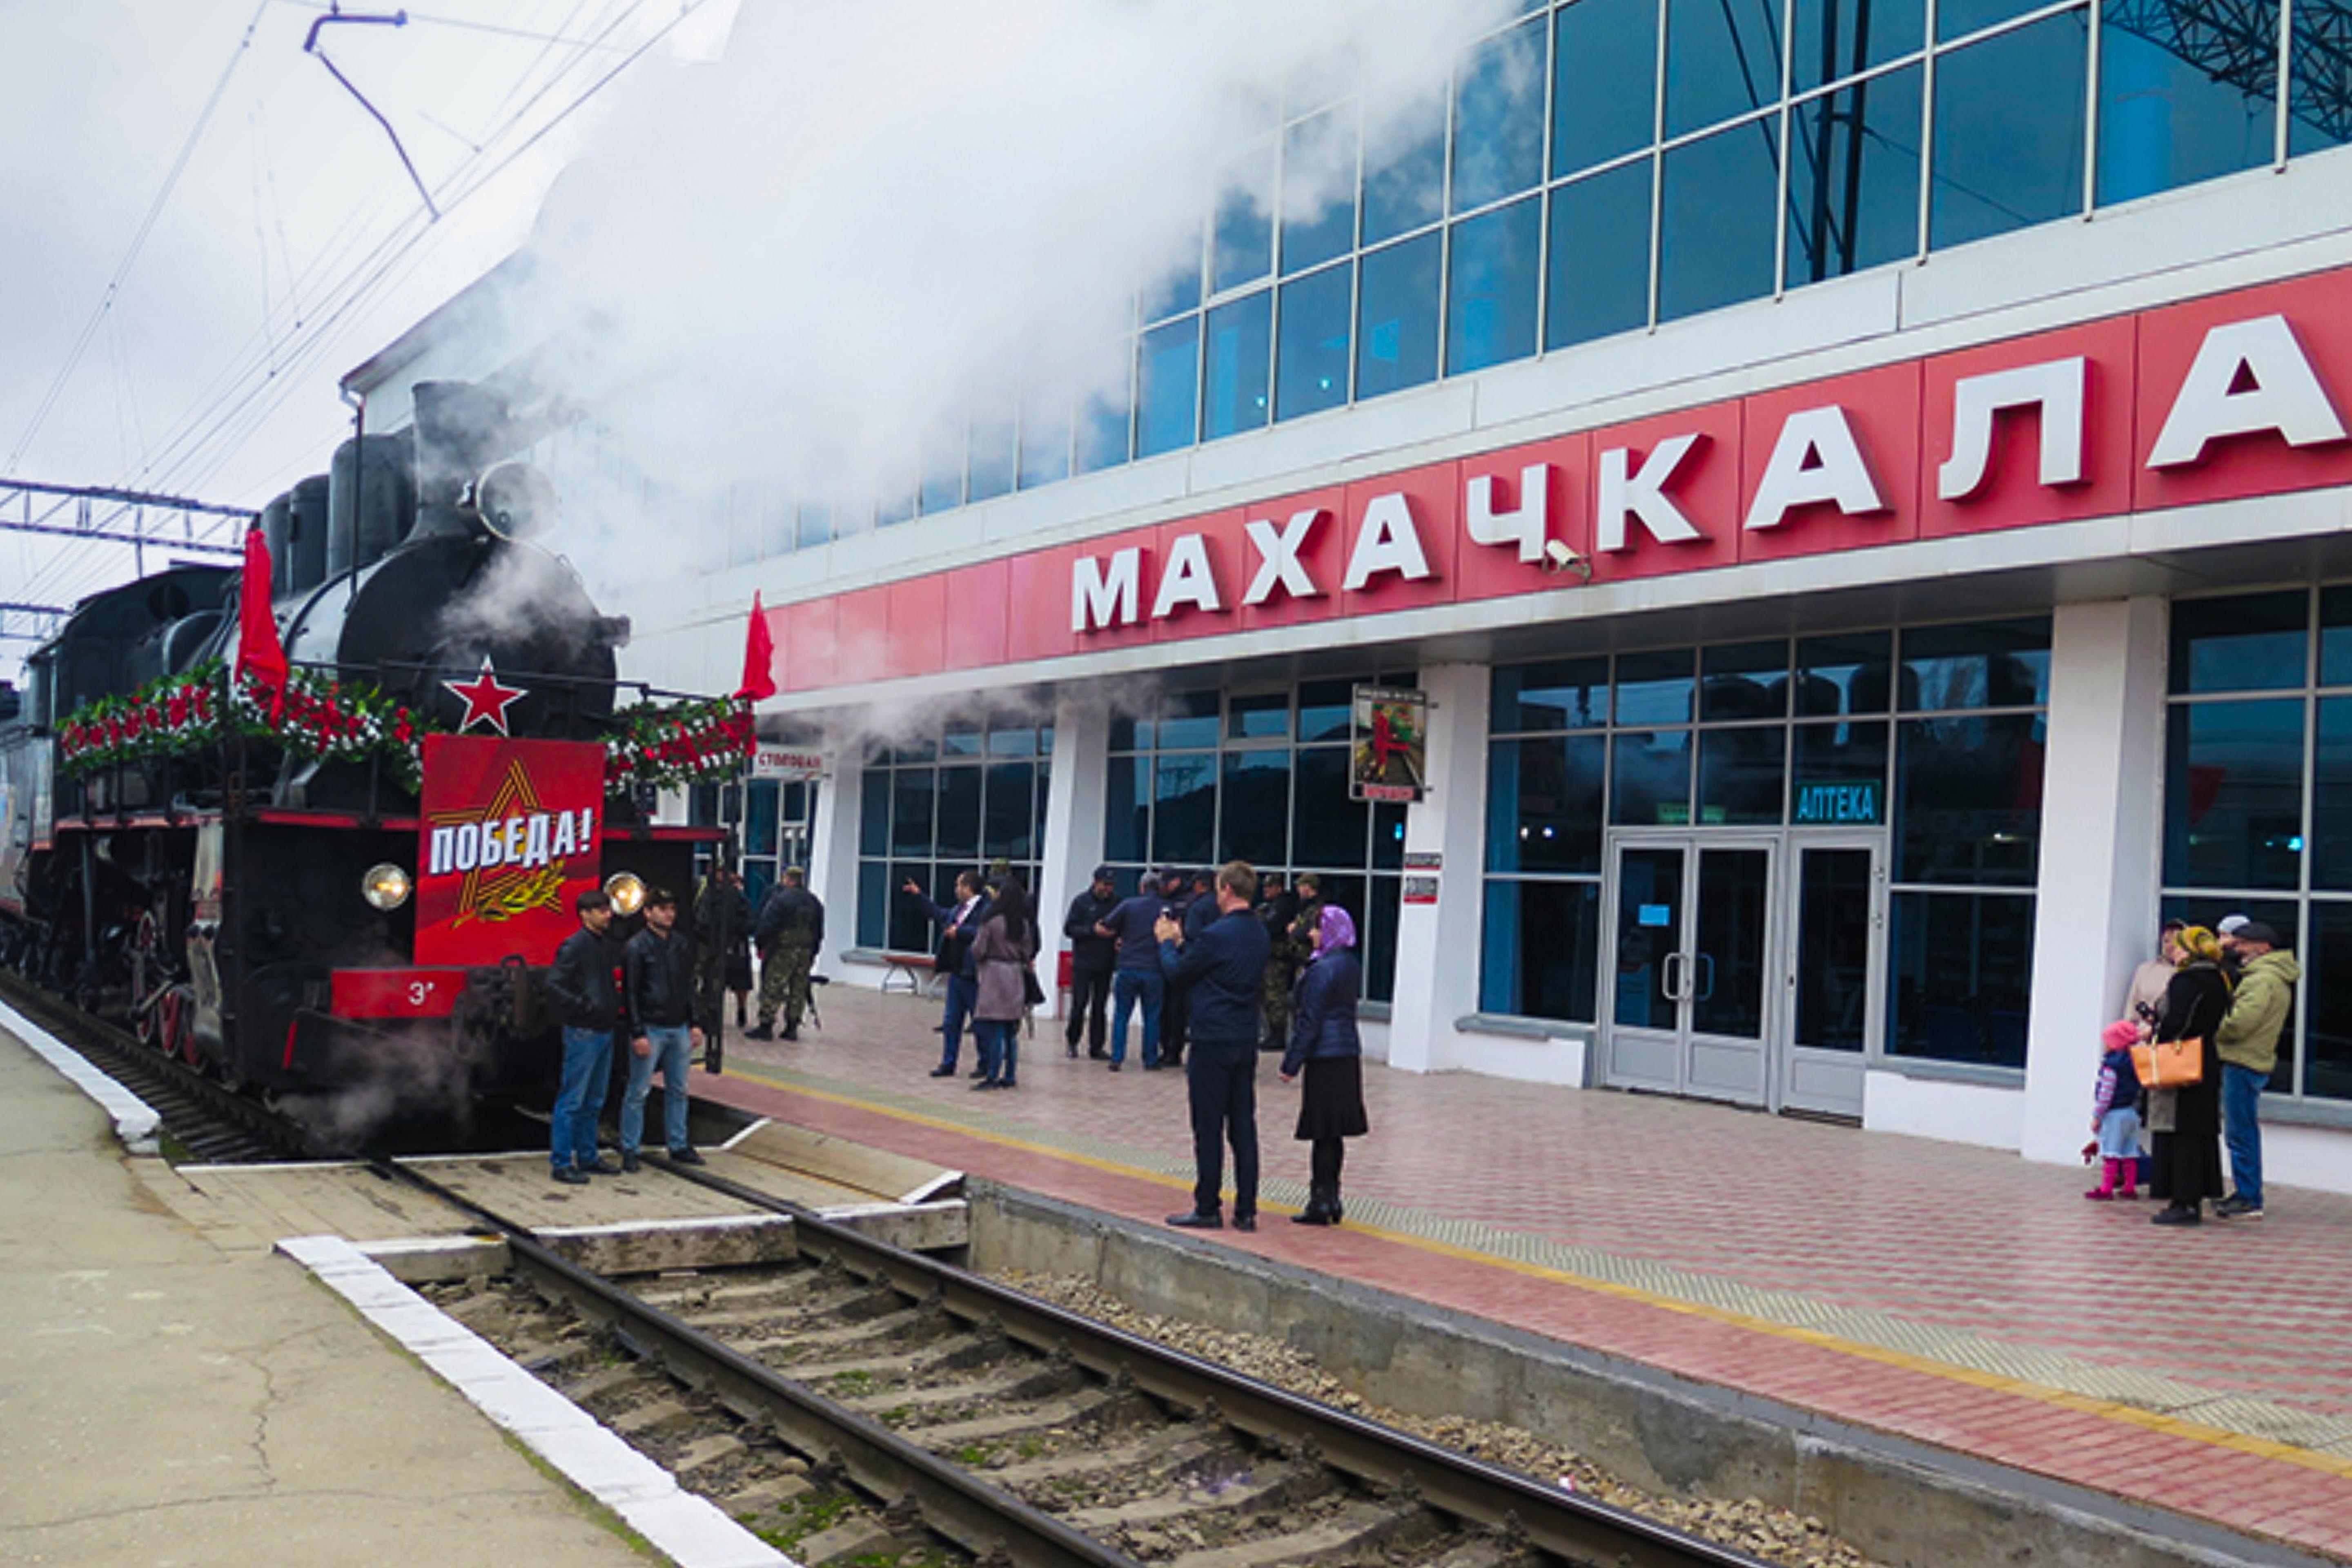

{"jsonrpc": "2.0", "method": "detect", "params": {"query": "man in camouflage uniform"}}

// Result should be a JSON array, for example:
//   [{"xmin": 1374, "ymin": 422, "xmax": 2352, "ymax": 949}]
[
  {"xmin": 1263, "ymin": 873, "xmax": 1321, "ymax": 1049},
  {"xmin": 747, "ymin": 866, "xmax": 824, "ymax": 1042},
  {"xmin": 1257, "ymin": 873, "xmax": 1302, "ymax": 1046}
]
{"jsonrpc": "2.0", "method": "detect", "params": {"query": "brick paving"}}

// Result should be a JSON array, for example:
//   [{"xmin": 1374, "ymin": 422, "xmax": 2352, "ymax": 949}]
[{"xmin": 697, "ymin": 982, "xmax": 2352, "ymax": 1561}]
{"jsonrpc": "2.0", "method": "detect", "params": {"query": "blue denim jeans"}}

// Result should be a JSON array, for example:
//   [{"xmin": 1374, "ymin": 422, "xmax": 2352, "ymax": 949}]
[
  {"xmin": 2222, "ymin": 1061, "xmax": 2266, "ymax": 1206},
  {"xmin": 621, "ymin": 1024, "xmax": 693, "ymax": 1154},
  {"xmin": 1111, "ymin": 969, "xmax": 1163, "ymax": 1066},
  {"xmin": 553, "ymin": 1026, "xmax": 613, "ymax": 1172},
  {"xmin": 936, "ymin": 973, "xmax": 978, "ymax": 1069},
  {"xmin": 975, "ymin": 1018, "xmax": 1018, "ymax": 1084}
]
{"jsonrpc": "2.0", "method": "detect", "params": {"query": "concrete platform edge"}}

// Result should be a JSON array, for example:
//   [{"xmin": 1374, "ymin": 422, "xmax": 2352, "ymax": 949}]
[
  {"xmin": 277, "ymin": 1233, "xmax": 798, "ymax": 1568},
  {"xmin": 969, "ymin": 1182, "xmax": 2341, "ymax": 1568},
  {"xmin": 0, "ymin": 996, "xmax": 160, "ymax": 1152}
]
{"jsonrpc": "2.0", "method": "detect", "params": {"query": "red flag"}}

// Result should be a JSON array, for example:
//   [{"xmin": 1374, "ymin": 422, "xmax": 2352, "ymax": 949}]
[
  {"xmin": 233, "ymin": 525, "xmax": 289, "ymax": 702},
  {"xmin": 737, "ymin": 591, "xmax": 778, "ymax": 701}
]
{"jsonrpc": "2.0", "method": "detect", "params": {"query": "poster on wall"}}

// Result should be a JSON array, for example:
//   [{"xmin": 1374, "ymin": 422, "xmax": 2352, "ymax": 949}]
[
  {"xmin": 414, "ymin": 734, "xmax": 606, "ymax": 966},
  {"xmin": 1351, "ymin": 685, "xmax": 1428, "ymax": 803}
]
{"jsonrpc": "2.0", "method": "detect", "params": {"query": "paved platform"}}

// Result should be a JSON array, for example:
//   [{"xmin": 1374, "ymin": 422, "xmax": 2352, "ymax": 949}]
[
  {"xmin": 0, "ymin": 1016, "xmax": 648, "ymax": 1567},
  {"xmin": 699, "ymin": 984, "xmax": 2352, "ymax": 1564}
]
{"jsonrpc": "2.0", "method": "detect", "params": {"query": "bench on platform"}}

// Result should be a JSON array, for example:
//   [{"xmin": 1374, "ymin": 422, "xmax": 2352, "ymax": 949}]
[{"xmin": 846, "ymin": 949, "xmax": 938, "ymax": 996}]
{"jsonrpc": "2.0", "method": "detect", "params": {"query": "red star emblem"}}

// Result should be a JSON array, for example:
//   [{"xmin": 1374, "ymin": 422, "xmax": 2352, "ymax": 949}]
[{"xmin": 443, "ymin": 658, "xmax": 528, "ymax": 735}]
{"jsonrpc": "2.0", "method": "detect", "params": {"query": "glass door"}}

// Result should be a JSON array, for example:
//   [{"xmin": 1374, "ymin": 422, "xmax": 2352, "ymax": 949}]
[
  {"xmin": 1780, "ymin": 835, "xmax": 1881, "ymax": 1117},
  {"xmin": 1602, "ymin": 836, "xmax": 1777, "ymax": 1107}
]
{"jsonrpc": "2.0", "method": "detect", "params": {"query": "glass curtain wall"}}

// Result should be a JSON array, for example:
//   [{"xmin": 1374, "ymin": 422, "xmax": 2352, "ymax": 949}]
[
  {"xmin": 1483, "ymin": 618, "xmax": 2050, "ymax": 1068},
  {"xmin": 1102, "ymin": 679, "xmax": 1413, "ymax": 1002},
  {"xmin": 2163, "ymin": 588, "xmax": 2352, "ymax": 1105},
  {"xmin": 722, "ymin": 1, "xmax": 2348, "ymax": 554},
  {"xmin": 855, "ymin": 719, "xmax": 1053, "ymax": 954}
]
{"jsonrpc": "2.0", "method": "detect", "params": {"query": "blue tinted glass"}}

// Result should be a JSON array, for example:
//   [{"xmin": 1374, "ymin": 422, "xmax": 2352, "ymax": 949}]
[
  {"xmin": 1659, "ymin": 118, "xmax": 1780, "ymax": 321},
  {"xmin": 1212, "ymin": 143, "xmax": 1276, "ymax": 293},
  {"xmin": 1356, "ymin": 234, "xmax": 1441, "ymax": 399},
  {"xmin": 2097, "ymin": 15, "xmax": 2275, "ymax": 207},
  {"xmin": 1153, "ymin": 752, "xmax": 1218, "ymax": 864},
  {"xmin": 1362, "ymin": 92, "xmax": 1446, "ymax": 243},
  {"xmin": 1901, "ymin": 619, "xmax": 2051, "ymax": 709},
  {"xmin": 1664, "ymin": 0, "xmax": 1783, "ymax": 138},
  {"xmin": 1611, "ymin": 728, "xmax": 1693, "ymax": 824},
  {"xmin": 1276, "ymin": 264, "xmax": 1352, "ymax": 422},
  {"xmin": 2164, "ymin": 698, "xmax": 2305, "ymax": 890},
  {"xmin": 2292, "ymin": 4, "xmax": 2352, "ymax": 157},
  {"xmin": 2170, "ymin": 592, "xmax": 2309, "ymax": 695},
  {"xmin": 1147, "ymin": 691, "xmax": 1221, "ymax": 751},
  {"xmin": 1795, "ymin": 0, "xmax": 1924, "ymax": 91},
  {"xmin": 1294, "ymin": 746, "xmax": 1371, "ymax": 864},
  {"xmin": 1446, "ymin": 196, "xmax": 1541, "ymax": 375},
  {"xmin": 1203, "ymin": 291, "xmax": 1273, "ymax": 440},
  {"xmin": 1143, "ymin": 237, "xmax": 1202, "ymax": 321},
  {"xmin": 1135, "ymin": 316, "xmax": 1201, "ymax": 458},
  {"xmin": 1453, "ymin": 18, "xmax": 1548, "ymax": 211},
  {"xmin": 1700, "ymin": 640, "xmax": 1789, "ymax": 719},
  {"xmin": 1617, "ymin": 648, "xmax": 1695, "ymax": 724},
  {"xmin": 1930, "ymin": 13, "xmax": 2089, "ymax": 249},
  {"xmin": 876, "ymin": 479, "xmax": 917, "ymax": 528},
  {"xmin": 859, "ymin": 769, "xmax": 890, "ymax": 857},
  {"xmin": 1895, "ymin": 714, "xmax": 2045, "ymax": 885},
  {"xmin": 1797, "ymin": 631, "xmax": 1896, "ymax": 714},
  {"xmin": 1786, "ymin": 66, "xmax": 1922, "ymax": 285},
  {"xmin": 1076, "ymin": 382, "xmax": 1131, "ymax": 474},
  {"xmin": 891, "ymin": 771, "xmax": 935, "ymax": 857},
  {"xmin": 1493, "ymin": 657, "xmax": 1610, "ymax": 732},
  {"xmin": 1017, "ymin": 397, "xmax": 1071, "ymax": 490},
  {"xmin": 1298, "ymin": 680, "xmax": 1354, "ymax": 742},
  {"xmin": 1480, "ymin": 877, "xmax": 1602, "ymax": 1022},
  {"xmin": 795, "ymin": 504, "xmax": 832, "ymax": 549},
  {"xmin": 920, "ymin": 436, "xmax": 964, "ymax": 514},
  {"xmin": 2324, "ymin": 585, "xmax": 2352, "ymax": 686},
  {"xmin": 1220, "ymin": 751, "xmax": 1291, "ymax": 864},
  {"xmin": 983, "ymin": 762, "xmax": 1036, "ymax": 859},
  {"xmin": 1888, "ymin": 891, "xmax": 2035, "ymax": 1067},
  {"xmin": 1546, "ymin": 163, "xmax": 1653, "ymax": 347},
  {"xmin": 1697, "ymin": 725, "xmax": 1786, "ymax": 824},
  {"xmin": 1487, "ymin": 734, "xmax": 1606, "ymax": 873},
  {"xmin": 1553, "ymin": 0, "xmax": 1660, "ymax": 175},
  {"xmin": 1282, "ymin": 108, "xmax": 1359, "ymax": 272},
  {"xmin": 2314, "ymin": 697, "xmax": 2352, "ymax": 890},
  {"xmin": 1105, "ymin": 755, "xmax": 1148, "ymax": 862},
  {"xmin": 762, "ymin": 496, "xmax": 795, "ymax": 555},
  {"xmin": 2306, "ymin": 903, "xmax": 2352, "ymax": 1100},
  {"xmin": 1939, "ymin": 0, "xmax": 2051, "ymax": 41},
  {"xmin": 936, "ymin": 766, "xmax": 980, "ymax": 860},
  {"xmin": 966, "ymin": 413, "xmax": 1016, "ymax": 503}
]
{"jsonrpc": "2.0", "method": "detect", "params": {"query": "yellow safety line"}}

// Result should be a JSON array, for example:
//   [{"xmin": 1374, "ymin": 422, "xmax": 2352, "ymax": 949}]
[{"xmin": 723, "ymin": 1068, "xmax": 2352, "ymax": 1484}]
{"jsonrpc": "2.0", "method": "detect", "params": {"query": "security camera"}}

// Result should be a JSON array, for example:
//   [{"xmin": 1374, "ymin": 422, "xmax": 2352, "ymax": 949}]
[{"xmin": 1542, "ymin": 538, "xmax": 1594, "ymax": 582}]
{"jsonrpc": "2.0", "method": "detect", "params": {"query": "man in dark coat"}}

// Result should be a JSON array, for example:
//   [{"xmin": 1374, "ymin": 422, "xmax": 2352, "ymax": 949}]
[
  {"xmin": 747, "ymin": 866, "xmax": 824, "ymax": 1041},
  {"xmin": 1096, "ymin": 872, "xmax": 1167, "ymax": 1070},
  {"xmin": 1062, "ymin": 866, "xmax": 1119, "ymax": 1060},
  {"xmin": 1257, "ymin": 873, "xmax": 1301, "ymax": 1048},
  {"xmin": 1162, "ymin": 868, "xmax": 1218, "ymax": 1069},
  {"xmin": 1158, "ymin": 862, "xmax": 1272, "ymax": 1232},
  {"xmin": 621, "ymin": 887, "xmax": 708, "ymax": 1169},
  {"xmin": 694, "ymin": 864, "xmax": 753, "ymax": 1031},
  {"xmin": 543, "ymin": 887, "xmax": 623, "ymax": 1185},
  {"xmin": 908, "ymin": 871, "xmax": 989, "ymax": 1076}
]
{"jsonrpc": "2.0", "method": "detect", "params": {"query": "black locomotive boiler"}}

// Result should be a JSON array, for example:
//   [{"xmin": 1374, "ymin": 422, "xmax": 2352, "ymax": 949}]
[{"xmin": 0, "ymin": 381, "xmax": 725, "ymax": 1118}]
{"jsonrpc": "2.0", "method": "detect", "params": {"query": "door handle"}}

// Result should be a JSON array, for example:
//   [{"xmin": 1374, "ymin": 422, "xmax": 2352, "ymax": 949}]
[
  {"xmin": 1661, "ymin": 951, "xmax": 1684, "ymax": 1002},
  {"xmin": 1694, "ymin": 951, "xmax": 1716, "ymax": 1002}
]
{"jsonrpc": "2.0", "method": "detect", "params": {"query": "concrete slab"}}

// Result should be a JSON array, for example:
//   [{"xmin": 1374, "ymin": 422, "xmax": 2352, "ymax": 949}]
[{"xmin": 0, "ymin": 1014, "xmax": 649, "ymax": 1568}]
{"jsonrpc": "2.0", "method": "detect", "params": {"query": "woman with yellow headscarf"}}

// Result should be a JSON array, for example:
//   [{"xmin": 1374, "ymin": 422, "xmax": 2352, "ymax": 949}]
[{"xmin": 2148, "ymin": 924, "xmax": 2232, "ymax": 1225}]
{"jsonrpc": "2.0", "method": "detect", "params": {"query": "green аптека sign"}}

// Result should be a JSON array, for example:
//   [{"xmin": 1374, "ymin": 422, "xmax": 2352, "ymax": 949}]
[{"xmin": 1792, "ymin": 778, "xmax": 1883, "ymax": 825}]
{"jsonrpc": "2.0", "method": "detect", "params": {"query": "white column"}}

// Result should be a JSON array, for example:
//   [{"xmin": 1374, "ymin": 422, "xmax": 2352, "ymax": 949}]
[
  {"xmin": 1036, "ymin": 692, "xmax": 1110, "ymax": 1018},
  {"xmin": 807, "ymin": 752, "xmax": 861, "ymax": 982},
  {"xmin": 2019, "ymin": 596, "xmax": 2167, "ymax": 1163},
  {"xmin": 1383, "ymin": 662, "xmax": 1491, "ymax": 1074}
]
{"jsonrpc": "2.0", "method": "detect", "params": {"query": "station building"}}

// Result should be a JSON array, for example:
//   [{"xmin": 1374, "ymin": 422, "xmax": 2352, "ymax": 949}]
[{"xmin": 352, "ymin": 2, "xmax": 2352, "ymax": 1191}]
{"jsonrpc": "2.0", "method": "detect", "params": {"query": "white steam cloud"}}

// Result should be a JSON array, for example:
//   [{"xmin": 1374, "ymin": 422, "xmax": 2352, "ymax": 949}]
[{"xmin": 510, "ymin": 0, "xmax": 1518, "ymax": 509}]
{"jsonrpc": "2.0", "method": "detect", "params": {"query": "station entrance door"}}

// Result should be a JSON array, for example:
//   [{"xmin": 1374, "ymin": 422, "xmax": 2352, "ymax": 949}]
[{"xmin": 1599, "ymin": 831, "xmax": 1881, "ymax": 1117}]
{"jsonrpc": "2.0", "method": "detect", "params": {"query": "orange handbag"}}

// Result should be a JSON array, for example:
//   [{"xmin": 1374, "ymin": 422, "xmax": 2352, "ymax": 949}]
[{"xmin": 2133, "ymin": 1035, "xmax": 2206, "ymax": 1089}]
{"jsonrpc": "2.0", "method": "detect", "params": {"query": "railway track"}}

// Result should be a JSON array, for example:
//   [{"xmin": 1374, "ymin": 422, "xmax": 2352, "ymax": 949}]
[
  {"xmin": 397, "ymin": 1158, "xmax": 1768, "ymax": 1568},
  {"xmin": 0, "ymin": 973, "xmax": 312, "ymax": 1163}
]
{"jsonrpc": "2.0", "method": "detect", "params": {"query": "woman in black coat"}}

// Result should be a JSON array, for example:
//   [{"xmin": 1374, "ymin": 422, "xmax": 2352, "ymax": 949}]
[
  {"xmin": 1279, "ymin": 904, "xmax": 1370, "ymax": 1226},
  {"xmin": 2149, "ymin": 924, "xmax": 2232, "ymax": 1226}
]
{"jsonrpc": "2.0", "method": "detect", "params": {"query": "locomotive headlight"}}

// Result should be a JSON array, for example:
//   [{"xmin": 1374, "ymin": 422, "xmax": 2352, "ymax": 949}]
[
  {"xmin": 604, "ymin": 872, "xmax": 646, "ymax": 916},
  {"xmin": 361, "ymin": 863, "xmax": 413, "ymax": 911}
]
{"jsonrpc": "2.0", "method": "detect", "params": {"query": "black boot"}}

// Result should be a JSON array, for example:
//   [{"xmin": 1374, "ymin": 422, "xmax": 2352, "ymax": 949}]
[
  {"xmin": 1291, "ymin": 1184, "xmax": 1334, "ymax": 1225},
  {"xmin": 1328, "ymin": 1180, "xmax": 1344, "ymax": 1225}
]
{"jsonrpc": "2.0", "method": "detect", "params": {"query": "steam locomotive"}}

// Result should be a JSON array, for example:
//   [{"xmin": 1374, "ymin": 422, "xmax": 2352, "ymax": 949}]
[{"xmin": 0, "ymin": 381, "xmax": 727, "ymax": 1111}]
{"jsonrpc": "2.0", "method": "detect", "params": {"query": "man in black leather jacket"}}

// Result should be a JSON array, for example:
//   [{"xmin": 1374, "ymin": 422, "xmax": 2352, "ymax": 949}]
[
  {"xmin": 1062, "ymin": 867, "xmax": 1119, "ymax": 1060},
  {"xmin": 621, "ymin": 888, "xmax": 707, "ymax": 1170},
  {"xmin": 544, "ymin": 888, "xmax": 623, "ymax": 1184}
]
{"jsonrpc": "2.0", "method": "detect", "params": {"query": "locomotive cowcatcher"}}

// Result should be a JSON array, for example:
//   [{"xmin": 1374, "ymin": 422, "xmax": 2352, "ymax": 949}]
[{"xmin": 0, "ymin": 381, "xmax": 735, "ymax": 1118}]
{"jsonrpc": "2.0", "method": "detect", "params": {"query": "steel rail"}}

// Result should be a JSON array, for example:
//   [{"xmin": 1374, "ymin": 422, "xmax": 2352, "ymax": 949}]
[
  {"xmin": 650, "ymin": 1157, "xmax": 1769, "ymax": 1568},
  {"xmin": 383, "ymin": 1159, "xmax": 1147, "ymax": 1568}
]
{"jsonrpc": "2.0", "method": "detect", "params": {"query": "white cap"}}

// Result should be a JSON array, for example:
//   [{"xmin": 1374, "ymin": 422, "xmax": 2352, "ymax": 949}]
[{"xmin": 2217, "ymin": 914, "xmax": 2251, "ymax": 935}]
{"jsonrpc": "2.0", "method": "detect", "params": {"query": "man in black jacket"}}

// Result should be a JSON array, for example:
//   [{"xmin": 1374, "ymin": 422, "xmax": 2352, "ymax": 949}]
[
  {"xmin": 622, "ymin": 887, "xmax": 708, "ymax": 1171},
  {"xmin": 907, "ymin": 871, "xmax": 988, "ymax": 1076},
  {"xmin": 1062, "ymin": 866, "xmax": 1119, "ymax": 1060},
  {"xmin": 1157, "ymin": 862, "xmax": 1271, "ymax": 1232},
  {"xmin": 544, "ymin": 887, "xmax": 623, "ymax": 1185},
  {"xmin": 747, "ymin": 866, "xmax": 824, "ymax": 1041}
]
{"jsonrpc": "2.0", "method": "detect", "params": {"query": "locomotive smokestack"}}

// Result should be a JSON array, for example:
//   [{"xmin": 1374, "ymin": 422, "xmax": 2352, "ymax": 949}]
[{"xmin": 409, "ymin": 381, "xmax": 510, "ymax": 542}]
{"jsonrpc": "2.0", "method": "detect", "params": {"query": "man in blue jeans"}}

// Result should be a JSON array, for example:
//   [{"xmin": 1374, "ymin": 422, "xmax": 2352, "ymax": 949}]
[
  {"xmin": 544, "ymin": 888, "xmax": 623, "ymax": 1185},
  {"xmin": 2215, "ymin": 920, "xmax": 2298, "ymax": 1220},
  {"xmin": 622, "ymin": 887, "xmax": 709, "ymax": 1170},
  {"xmin": 1158, "ymin": 862, "xmax": 1271, "ymax": 1232},
  {"xmin": 907, "ymin": 871, "xmax": 987, "ymax": 1078},
  {"xmin": 1097, "ymin": 873, "xmax": 1167, "ymax": 1071}
]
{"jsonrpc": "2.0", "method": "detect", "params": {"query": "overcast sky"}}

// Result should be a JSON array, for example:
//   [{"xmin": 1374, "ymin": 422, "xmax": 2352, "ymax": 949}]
[{"xmin": 0, "ymin": 0, "xmax": 736, "ymax": 674}]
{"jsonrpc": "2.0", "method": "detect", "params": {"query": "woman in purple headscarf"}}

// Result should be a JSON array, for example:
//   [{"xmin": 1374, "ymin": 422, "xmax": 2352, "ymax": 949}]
[{"xmin": 1279, "ymin": 903, "xmax": 1370, "ymax": 1225}]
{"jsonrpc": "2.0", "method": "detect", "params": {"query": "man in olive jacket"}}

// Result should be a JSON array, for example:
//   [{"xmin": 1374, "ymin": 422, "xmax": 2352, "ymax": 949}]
[{"xmin": 2216, "ymin": 920, "xmax": 2300, "ymax": 1220}]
